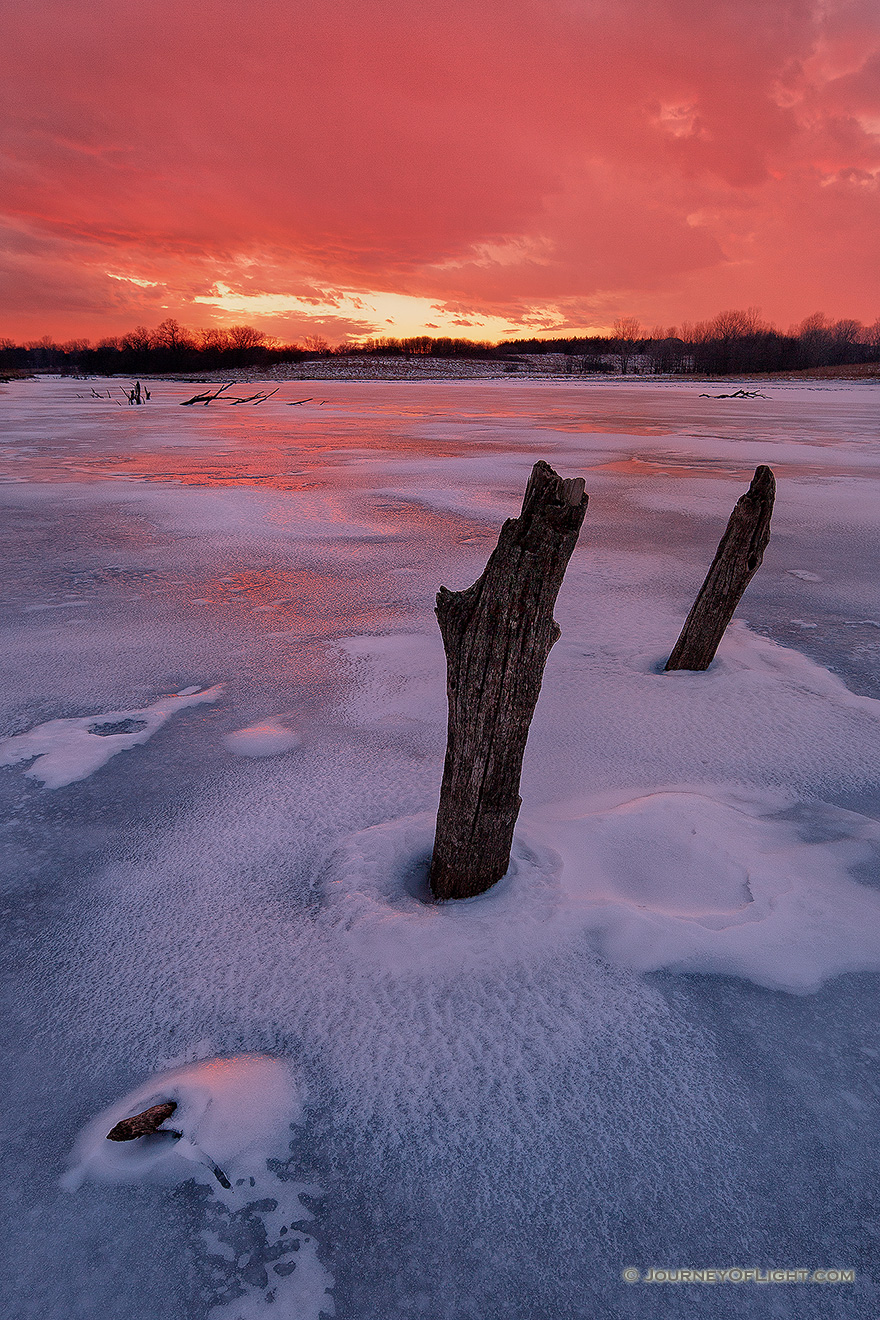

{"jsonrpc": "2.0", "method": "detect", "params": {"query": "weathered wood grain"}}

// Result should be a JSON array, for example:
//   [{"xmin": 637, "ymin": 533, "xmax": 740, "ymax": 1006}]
[
  {"xmin": 106, "ymin": 1101, "xmax": 179, "ymax": 1142},
  {"xmin": 665, "ymin": 464, "xmax": 776, "ymax": 672},
  {"xmin": 429, "ymin": 461, "xmax": 588, "ymax": 901}
]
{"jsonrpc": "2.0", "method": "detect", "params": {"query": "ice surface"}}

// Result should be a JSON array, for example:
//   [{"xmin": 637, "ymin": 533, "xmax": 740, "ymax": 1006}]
[
  {"xmin": 0, "ymin": 684, "xmax": 223, "ymax": 787},
  {"xmin": 2, "ymin": 377, "xmax": 879, "ymax": 1320}
]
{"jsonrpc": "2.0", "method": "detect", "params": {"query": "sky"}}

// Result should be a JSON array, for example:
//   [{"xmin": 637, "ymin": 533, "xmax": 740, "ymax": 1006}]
[{"xmin": 1, "ymin": 0, "xmax": 879, "ymax": 344}]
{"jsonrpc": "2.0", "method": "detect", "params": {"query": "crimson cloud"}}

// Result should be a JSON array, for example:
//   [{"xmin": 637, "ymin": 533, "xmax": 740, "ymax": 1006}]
[{"xmin": 1, "ymin": 0, "xmax": 878, "ymax": 340}]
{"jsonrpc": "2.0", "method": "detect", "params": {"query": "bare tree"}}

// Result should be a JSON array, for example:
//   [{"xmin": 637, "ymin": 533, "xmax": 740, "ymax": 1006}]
[
  {"xmin": 862, "ymin": 319, "xmax": 880, "ymax": 355},
  {"xmin": 794, "ymin": 312, "xmax": 830, "ymax": 368},
  {"xmin": 197, "ymin": 328, "xmax": 229, "ymax": 353},
  {"xmin": 121, "ymin": 326, "xmax": 152, "ymax": 355},
  {"xmin": 227, "ymin": 324, "xmax": 267, "ymax": 351},
  {"xmin": 711, "ymin": 307, "xmax": 767, "ymax": 339},
  {"xmin": 613, "ymin": 316, "xmax": 642, "ymax": 375},
  {"xmin": 152, "ymin": 318, "xmax": 194, "ymax": 353}
]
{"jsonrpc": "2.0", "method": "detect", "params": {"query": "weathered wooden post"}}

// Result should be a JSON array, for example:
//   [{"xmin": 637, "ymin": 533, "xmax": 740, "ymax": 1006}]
[
  {"xmin": 665, "ymin": 464, "xmax": 775, "ymax": 672},
  {"xmin": 429, "ymin": 461, "xmax": 588, "ymax": 901}
]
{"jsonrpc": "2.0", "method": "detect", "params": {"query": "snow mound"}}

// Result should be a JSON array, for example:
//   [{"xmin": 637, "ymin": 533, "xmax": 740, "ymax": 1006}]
[
  {"xmin": 692, "ymin": 621, "xmax": 880, "ymax": 717},
  {"xmin": 0, "ymin": 685, "xmax": 222, "ymax": 788},
  {"xmin": 222, "ymin": 717, "xmax": 300, "ymax": 757},
  {"xmin": 320, "ymin": 812, "xmax": 563, "ymax": 971},
  {"xmin": 62, "ymin": 1054, "xmax": 300, "ymax": 1194},
  {"xmin": 322, "ymin": 791, "xmax": 880, "ymax": 993},
  {"xmin": 62, "ymin": 1056, "xmax": 334, "ymax": 1320},
  {"xmin": 540, "ymin": 789, "xmax": 880, "ymax": 992}
]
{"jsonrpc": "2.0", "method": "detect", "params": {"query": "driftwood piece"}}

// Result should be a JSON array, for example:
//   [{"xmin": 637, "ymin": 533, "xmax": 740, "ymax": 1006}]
[
  {"xmin": 106, "ymin": 1101, "xmax": 178, "ymax": 1141},
  {"xmin": 429, "ymin": 461, "xmax": 588, "ymax": 901},
  {"xmin": 665, "ymin": 464, "xmax": 775, "ymax": 672},
  {"xmin": 228, "ymin": 387, "xmax": 280, "ymax": 405},
  {"xmin": 180, "ymin": 382, "xmax": 234, "ymax": 406}
]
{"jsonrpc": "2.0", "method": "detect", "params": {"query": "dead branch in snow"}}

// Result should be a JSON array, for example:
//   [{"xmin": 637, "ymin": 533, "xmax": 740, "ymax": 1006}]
[
  {"xmin": 227, "ymin": 387, "xmax": 280, "ymax": 405},
  {"xmin": 699, "ymin": 389, "xmax": 768, "ymax": 399},
  {"xmin": 106, "ymin": 1102, "xmax": 179, "ymax": 1141},
  {"xmin": 180, "ymin": 382, "xmax": 234, "ymax": 406}
]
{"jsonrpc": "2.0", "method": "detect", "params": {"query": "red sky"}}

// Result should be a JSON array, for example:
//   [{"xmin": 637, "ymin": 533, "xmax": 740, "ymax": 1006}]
[{"xmin": 1, "ymin": 0, "xmax": 878, "ymax": 343}]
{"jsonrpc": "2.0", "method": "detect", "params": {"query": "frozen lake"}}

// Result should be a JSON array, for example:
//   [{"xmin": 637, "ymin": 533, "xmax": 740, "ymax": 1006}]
[{"xmin": 2, "ymin": 376, "xmax": 879, "ymax": 1318}]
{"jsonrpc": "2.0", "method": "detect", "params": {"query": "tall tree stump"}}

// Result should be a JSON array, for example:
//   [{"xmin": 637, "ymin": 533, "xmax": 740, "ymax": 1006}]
[
  {"xmin": 665, "ymin": 464, "xmax": 775, "ymax": 672},
  {"xmin": 430, "ymin": 461, "xmax": 588, "ymax": 901}
]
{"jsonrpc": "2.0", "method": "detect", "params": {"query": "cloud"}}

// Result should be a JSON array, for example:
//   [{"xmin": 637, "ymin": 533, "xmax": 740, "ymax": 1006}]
[{"xmin": 1, "ymin": 0, "xmax": 878, "ymax": 339}]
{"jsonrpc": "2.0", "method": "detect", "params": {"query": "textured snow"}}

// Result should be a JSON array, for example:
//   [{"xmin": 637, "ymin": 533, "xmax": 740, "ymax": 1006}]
[
  {"xmin": 1, "ymin": 377, "xmax": 879, "ymax": 1320},
  {"xmin": 324, "ymin": 625, "xmax": 880, "ymax": 993},
  {"xmin": 222, "ymin": 717, "xmax": 300, "ymax": 757},
  {"xmin": 63, "ymin": 1054, "xmax": 300, "ymax": 1191},
  {"xmin": 321, "ymin": 785, "xmax": 880, "ymax": 994},
  {"xmin": 0, "ymin": 685, "xmax": 222, "ymax": 787}
]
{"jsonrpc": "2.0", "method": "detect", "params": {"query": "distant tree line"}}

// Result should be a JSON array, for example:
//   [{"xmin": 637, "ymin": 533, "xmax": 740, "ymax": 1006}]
[
  {"xmin": 503, "ymin": 310, "xmax": 880, "ymax": 375},
  {"xmin": 0, "ymin": 319, "xmax": 307, "ymax": 375},
  {"xmin": 2, "ymin": 308, "xmax": 879, "ymax": 377},
  {"xmin": 337, "ymin": 335, "xmax": 497, "ymax": 357}
]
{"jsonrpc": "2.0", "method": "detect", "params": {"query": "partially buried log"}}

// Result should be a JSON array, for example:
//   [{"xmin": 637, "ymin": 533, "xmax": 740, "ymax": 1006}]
[
  {"xmin": 180, "ymin": 382, "xmax": 234, "ymax": 406},
  {"xmin": 665, "ymin": 464, "xmax": 775, "ymax": 672},
  {"xmin": 430, "ymin": 461, "xmax": 588, "ymax": 901},
  {"xmin": 106, "ymin": 1101, "xmax": 179, "ymax": 1142}
]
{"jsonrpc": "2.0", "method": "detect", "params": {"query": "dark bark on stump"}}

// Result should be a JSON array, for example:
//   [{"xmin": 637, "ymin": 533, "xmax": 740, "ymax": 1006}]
[
  {"xmin": 665, "ymin": 464, "xmax": 775, "ymax": 672},
  {"xmin": 106, "ymin": 1101, "xmax": 178, "ymax": 1141},
  {"xmin": 429, "ymin": 460, "xmax": 588, "ymax": 901}
]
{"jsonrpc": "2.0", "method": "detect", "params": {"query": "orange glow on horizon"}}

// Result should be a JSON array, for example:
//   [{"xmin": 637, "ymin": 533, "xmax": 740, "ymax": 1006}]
[{"xmin": 0, "ymin": 0, "xmax": 878, "ymax": 343}]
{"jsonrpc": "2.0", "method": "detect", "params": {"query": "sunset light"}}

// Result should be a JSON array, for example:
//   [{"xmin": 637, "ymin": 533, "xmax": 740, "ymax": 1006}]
[
  {"xmin": 2, "ymin": 0, "xmax": 878, "ymax": 343},
  {"xmin": 189, "ymin": 283, "xmax": 571, "ymax": 342},
  {"xmin": 3, "ymin": 6, "xmax": 880, "ymax": 1318}
]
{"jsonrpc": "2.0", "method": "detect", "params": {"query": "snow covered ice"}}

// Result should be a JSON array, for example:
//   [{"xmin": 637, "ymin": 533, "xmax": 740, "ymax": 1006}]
[
  {"xmin": 1, "ymin": 376, "xmax": 879, "ymax": 1319},
  {"xmin": 222, "ymin": 717, "xmax": 301, "ymax": 758},
  {"xmin": 0, "ymin": 684, "xmax": 222, "ymax": 787},
  {"xmin": 63, "ymin": 1055, "xmax": 302, "ymax": 1192}
]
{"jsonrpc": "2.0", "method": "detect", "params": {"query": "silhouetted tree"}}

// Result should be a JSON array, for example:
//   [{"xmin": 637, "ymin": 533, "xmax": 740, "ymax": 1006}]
[{"xmin": 613, "ymin": 316, "xmax": 642, "ymax": 375}]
